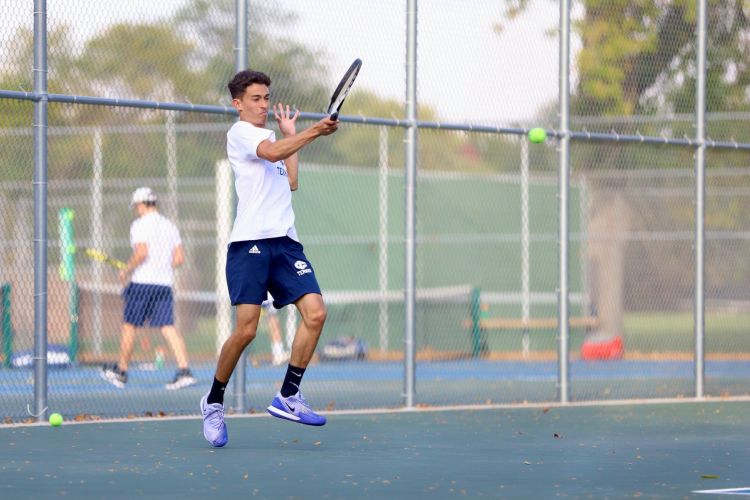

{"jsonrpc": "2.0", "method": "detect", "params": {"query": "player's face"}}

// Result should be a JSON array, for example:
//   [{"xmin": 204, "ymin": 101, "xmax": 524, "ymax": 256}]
[{"xmin": 233, "ymin": 84, "xmax": 270, "ymax": 127}]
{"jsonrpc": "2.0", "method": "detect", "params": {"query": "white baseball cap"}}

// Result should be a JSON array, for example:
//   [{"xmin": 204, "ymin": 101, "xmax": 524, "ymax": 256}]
[{"xmin": 129, "ymin": 187, "xmax": 157, "ymax": 209}]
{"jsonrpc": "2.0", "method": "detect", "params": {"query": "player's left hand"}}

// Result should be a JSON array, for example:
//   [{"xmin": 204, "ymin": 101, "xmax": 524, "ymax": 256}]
[{"xmin": 274, "ymin": 103, "xmax": 299, "ymax": 137}]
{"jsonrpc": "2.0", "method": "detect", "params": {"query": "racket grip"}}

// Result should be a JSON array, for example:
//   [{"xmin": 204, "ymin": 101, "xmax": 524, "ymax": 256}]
[{"xmin": 330, "ymin": 112, "xmax": 339, "ymax": 121}]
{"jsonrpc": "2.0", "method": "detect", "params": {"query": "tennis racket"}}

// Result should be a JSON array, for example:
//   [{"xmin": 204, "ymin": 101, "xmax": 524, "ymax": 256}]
[
  {"xmin": 327, "ymin": 58, "xmax": 362, "ymax": 120},
  {"xmin": 84, "ymin": 248, "xmax": 127, "ymax": 271}
]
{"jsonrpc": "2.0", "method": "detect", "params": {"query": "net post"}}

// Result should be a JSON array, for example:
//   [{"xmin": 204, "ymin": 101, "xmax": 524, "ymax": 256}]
[
  {"xmin": 58, "ymin": 208, "xmax": 75, "ymax": 282},
  {"xmin": 58, "ymin": 208, "xmax": 78, "ymax": 363},
  {"xmin": 470, "ymin": 287, "xmax": 482, "ymax": 357},
  {"xmin": 2, "ymin": 283, "xmax": 12, "ymax": 367},
  {"xmin": 91, "ymin": 128, "xmax": 104, "ymax": 356},
  {"xmin": 68, "ymin": 283, "xmax": 79, "ymax": 363}
]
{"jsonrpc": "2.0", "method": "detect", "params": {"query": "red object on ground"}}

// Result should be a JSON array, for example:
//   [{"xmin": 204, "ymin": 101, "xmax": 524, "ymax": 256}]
[{"xmin": 580, "ymin": 335, "xmax": 624, "ymax": 360}]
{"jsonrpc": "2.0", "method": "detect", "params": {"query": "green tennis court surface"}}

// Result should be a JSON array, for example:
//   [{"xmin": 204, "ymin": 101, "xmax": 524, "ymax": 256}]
[{"xmin": 2, "ymin": 401, "xmax": 748, "ymax": 499}]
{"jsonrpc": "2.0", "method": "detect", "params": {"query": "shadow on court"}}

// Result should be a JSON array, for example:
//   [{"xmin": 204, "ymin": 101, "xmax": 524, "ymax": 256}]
[{"xmin": 1, "ymin": 401, "xmax": 748, "ymax": 499}]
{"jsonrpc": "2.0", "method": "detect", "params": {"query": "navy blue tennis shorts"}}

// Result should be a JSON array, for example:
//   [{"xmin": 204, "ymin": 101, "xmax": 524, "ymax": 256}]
[
  {"xmin": 123, "ymin": 283, "xmax": 174, "ymax": 327},
  {"xmin": 226, "ymin": 236, "xmax": 321, "ymax": 308}
]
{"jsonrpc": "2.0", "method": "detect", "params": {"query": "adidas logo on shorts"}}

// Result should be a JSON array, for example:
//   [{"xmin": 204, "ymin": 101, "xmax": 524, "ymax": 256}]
[{"xmin": 248, "ymin": 245, "xmax": 261, "ymax": 254}]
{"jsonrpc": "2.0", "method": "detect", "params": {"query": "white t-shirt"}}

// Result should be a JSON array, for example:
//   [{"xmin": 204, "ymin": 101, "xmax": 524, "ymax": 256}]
[
  {"xmin": 130, "ymin": 211, "xmax": 182, "ymax": 287},
  {"xmin": 226, "ymin": 120, "xmax": 298, "ymax": 242}
]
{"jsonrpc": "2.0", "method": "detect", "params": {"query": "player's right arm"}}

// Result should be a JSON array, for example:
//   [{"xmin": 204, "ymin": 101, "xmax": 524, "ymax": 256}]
[
  {"xmin": 120, "ymin": 242, "xmax": 147, "ymax": 283},
  {"xmin": 172, "ymin": 244, "xmax": 184, "ymax": 269},
  {"xmin": 256, "ymin": 116, "xmax": 338, "ymax": 164}
]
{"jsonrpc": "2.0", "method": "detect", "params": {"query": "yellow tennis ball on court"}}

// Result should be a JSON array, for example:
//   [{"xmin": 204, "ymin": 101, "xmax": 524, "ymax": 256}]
[
  {"xmin": 528, "ymin": 127, "xmax": 547, "ymax": 144},
  {"xmin": 49, "ymin": 412, "xmax": 63, "ymax": 427}
]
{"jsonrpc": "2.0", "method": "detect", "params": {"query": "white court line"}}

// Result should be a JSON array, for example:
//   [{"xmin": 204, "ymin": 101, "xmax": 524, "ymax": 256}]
[{"xmin": 693, "ymin": 487, "xmax": 750, "ymax": 496}]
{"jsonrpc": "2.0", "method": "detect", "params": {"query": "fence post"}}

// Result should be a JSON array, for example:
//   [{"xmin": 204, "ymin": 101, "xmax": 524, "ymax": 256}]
[
  {"xmin": 403, "ymin": 0, "xmax": 419, "ymax": 409},
  {"xmin": 33, "ymin": 0, "xmax": 50, "ymax": 422},
  {"xmin": 231, "ymin": 0, "xmax": 248, "ymax": 413},
  {"xmin": 693, "ymin": 0, "xmax": 707, "ymax": 398},
  {"xmin": 557, "ymin": 0, "xmax": 572, "ymax": 403}
]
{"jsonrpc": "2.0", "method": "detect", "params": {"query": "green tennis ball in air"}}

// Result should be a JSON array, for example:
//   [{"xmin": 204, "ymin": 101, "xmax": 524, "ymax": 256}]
[
  {"xmin": 528, "ymin": 127, "xmax": 547, "ymax": 144},
  {"xmin": 49, "ymin": 412, "xmax": 63, "ymax": 427}
]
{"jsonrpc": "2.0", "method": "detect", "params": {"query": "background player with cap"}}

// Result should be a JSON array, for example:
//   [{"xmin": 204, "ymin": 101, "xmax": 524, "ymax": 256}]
[{"xmin": 101, "ymin": 187, "xmax": 197, "ymax": 390}]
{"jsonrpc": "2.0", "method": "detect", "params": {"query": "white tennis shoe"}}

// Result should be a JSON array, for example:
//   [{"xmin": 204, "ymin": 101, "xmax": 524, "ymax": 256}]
[
  {"xmin": 200, "ymin": 393, "xmax": 228, "ymax": 447},
  {"xmin": 267, "ymin": 391, "xmax": 326, "ymax": 426}
]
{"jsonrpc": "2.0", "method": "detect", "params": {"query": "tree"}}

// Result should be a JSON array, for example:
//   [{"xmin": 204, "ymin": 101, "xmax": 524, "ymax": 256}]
[
  {"xmin": 498, "ymin": 0, "xmax": 750, "ymax": 308},
  {"xmin": 498, "ymin": 0, "xmax": 750, "ymax": 119},
  {"xmin": 173, "ymin": 0, "xmax": 329, "ymax": 110}
]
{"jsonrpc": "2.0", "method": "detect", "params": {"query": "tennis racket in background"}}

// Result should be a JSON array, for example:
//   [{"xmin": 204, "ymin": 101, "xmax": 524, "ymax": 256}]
[
  {"xmin": 84, "ymin": 248, "xmax": 127, "ymax": 270},
  {"xmin": 327, "ymin": 58, "xmax": 362, "ymax": 120}
]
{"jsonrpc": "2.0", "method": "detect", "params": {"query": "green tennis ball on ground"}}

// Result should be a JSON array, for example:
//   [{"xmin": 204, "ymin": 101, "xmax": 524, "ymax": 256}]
[
  {"xmin": 49, "ymin": 413, "xmax": 63, "ymax": 427},
  {"xmin": 528, "ymin": 127, "xmax": 547, "ymax": 144}
]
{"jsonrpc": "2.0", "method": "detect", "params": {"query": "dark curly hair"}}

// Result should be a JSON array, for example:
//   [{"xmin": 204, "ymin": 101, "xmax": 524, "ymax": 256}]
[{"xmin": 228, "ymin": 70, "xmax": 272, "ymax": 99}]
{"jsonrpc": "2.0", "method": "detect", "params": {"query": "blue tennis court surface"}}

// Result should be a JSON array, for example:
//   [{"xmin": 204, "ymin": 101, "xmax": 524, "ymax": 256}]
[
  {"xmin": 2, "ymin": 401, "xmax": 750, "ymax": 499},
  {"xmin": 2, "ymin": 359, "xmax": 749, "ymax": 421},
  {"xmin": 1, "ymin": 358, "xmax": 748, "ymax": 389}
]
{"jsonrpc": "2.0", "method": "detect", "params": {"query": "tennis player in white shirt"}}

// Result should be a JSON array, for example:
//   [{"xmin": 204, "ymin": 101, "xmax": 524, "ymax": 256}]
[
  {"xmin": 101, "ymin": 187, "xmax": 197, "ymax": 391},
  {"xmin": 201, "ymin": 69, "xmax": 338, "ymax": 447}
]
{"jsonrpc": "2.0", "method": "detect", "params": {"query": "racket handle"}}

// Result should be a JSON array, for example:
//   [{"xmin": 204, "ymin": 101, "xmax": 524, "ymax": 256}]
[{"xmin": 330, "ymin": 112, "xmax": 339, "ymax": 121}]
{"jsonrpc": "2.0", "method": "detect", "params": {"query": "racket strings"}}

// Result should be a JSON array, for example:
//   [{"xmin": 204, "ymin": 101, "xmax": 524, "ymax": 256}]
[{"xmin": 328, "ymin": 77, "xmax": 357, "ymax": 113}]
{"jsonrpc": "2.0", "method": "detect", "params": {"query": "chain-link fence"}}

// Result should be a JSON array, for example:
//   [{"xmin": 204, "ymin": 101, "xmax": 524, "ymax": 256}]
[{"xmin": 1, "ymin": 0, "xmax": 750, "ymax": 422}]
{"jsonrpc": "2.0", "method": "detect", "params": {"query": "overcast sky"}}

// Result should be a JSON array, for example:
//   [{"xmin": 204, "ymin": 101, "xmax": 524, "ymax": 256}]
[{"xmin": 6, "ymin": 0, "xmax": 581, "ymax": 126}]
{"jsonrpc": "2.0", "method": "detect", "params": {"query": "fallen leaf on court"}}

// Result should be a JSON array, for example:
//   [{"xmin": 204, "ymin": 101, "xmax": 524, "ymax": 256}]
[
  {"xmin": 75, "ymin": 413, "xmax": 100, "ymax": 421},
  {"xmin": 701, "ymin": 474, "xmax": 719, "ymax": 479},
  {"xmin": 326, "ymin": 401, "xmax": 336, "ymax": 411},
  {"xmin": 542, "ymin": 407, "xmax": 550, "ymax": 413},
  {"xmin": 314, "ymin": 441, "xmax": 321, "ymax": 446}
]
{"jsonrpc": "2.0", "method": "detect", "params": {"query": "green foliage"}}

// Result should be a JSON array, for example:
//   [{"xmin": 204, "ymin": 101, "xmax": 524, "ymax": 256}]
[
  {"xmin": 503, "ymin": 0, "xmax": 750, "ymax": 118},
  {"xmin": 3, "ymin": 0, "xmax": 542, "ymax": 181},
  {"xmin": 77, "ymin": 24, "xmax": 196, "ymax": 101}
]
